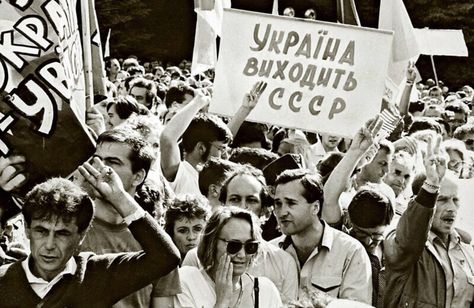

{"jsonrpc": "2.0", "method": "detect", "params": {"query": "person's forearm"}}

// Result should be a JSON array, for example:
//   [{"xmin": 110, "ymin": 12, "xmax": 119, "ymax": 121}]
[
  {"xmin": 227, "ymin": 106, "xmax": 251, "ymax": 137},
  {"xmin": 323, "ymin": 148, "xmax": 364, "ymax": 223},
  {"xmin": 161, "ymin": 97, "xmax": 207, "ymax": 144},
  {"xmin": 399, "ymin": 82, "xmax": 414, "ymax": 116}
]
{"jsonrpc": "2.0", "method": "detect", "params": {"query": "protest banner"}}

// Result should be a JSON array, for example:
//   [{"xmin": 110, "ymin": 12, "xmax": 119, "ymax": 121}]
[
  {"xmin": 0, "ymin": 0, "xmax": 95, "ymax": 195},
  {"xmin": 210, "ymin": 9, "xmax": 393, "ymax": 137}
]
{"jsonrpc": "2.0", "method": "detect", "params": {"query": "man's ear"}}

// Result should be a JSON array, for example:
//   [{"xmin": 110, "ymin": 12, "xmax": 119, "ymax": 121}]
[
  {"xmin": 209, "ymin": 184, "xmax": 220, "ymax": 198},
  {"xmin": 196, "ymin": 141, "xmax": 208, "ymax": 156},
  {"xmin": 132, "ymin": 169, "xmax": 147, "ymax": 188},
  {"xmin": 312, "ymin": 200, "xmax": 320, "ymax": 216}
]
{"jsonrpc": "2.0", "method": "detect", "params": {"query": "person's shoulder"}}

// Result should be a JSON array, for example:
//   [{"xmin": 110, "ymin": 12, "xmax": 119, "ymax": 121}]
[
  {"xmin": 0, "ymin": 260, "xmax": 22, "ymax": 279},
  {"xmin": 327, "ymin": 224, "xmax": 365, "ymax": 252},
  {"xmin": 269, "ymin": 234, "xmax": 286, "ymax": 247},
  {"xmin": 261, "ymin": 241, "xmax": 295, "ymax": 262},
  {"xmin": 179, "ymin": 265, "xmax": 202, "ymax": 277}
]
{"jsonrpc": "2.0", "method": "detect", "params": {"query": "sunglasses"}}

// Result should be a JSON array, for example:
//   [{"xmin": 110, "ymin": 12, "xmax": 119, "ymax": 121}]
[{"xmin": 219, "ymin": 239, "xmax": 259, "ymax": 255}]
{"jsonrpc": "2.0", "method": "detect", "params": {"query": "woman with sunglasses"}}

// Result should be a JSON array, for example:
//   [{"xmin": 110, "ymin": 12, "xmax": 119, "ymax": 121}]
[{"xmin": 173, "ymin": 206, "xmax": 282, "ymax": 308}]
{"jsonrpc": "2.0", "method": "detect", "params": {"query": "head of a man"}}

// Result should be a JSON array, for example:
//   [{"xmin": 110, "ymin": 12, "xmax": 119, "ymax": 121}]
[
  {"xmin": 219, "ymin": 165, "xmax": 272, "ymax": 218},
  {"xmin": 92, "ymin": 128, "xmax": 155, "ymax": 195},
  {"xmin": 198, "ymin": 158, "xmax": 240, "ymax": 208},
  {"xmin": 412, "ymin": 173, "xmax": 460, "ymax": 243},
  {"xmin": 383, "ymin": 150, "xmax": 416, "ymax": 197},
  {"xmin": 128, "ymin": 77, "xmax": 158, "ymax": 109},
  {"xmin": 348, "ymin": 186, "xmax": 394, "ymax": 253},
  {"xmin": 445, "ymin": 101, "xmax": 470, "ymax": 135},
  {"xmin": 320, "ymin": 133, "xmax": 342, "ymax": 152},
  {"xmin": 106, "ymin": 58, "xmax": 121, "ymax": 76},
  {"xmin": 453, "ymin": 124, "xmax": 474, "ymax": 152},
  {"xmin": 228, "ymin": 147, "xmax": 278, "ymax": 171},
  {"xmin": 23, "ymin": 178, "xmax": 94, "ymax": 281},
  {"xmin": 273, "ymin": 169, "xmax": 324, "ymax": 236},
  {"xmin": 164, "ymin": 85, "xmax": 195, "ymax": 110},
  {"xmin": 106, "ymin": 96, "xmax": 140, "ymax": 129},
  {"xmin": 442, "ymin": 139, "xmax": 467, "ymax": 178},
  {"xmin": 181, "ymin": 114, "xmax": 232, "ymax": 164},
  {"xmin": 359, "ymin": 140, "xmax": 394, "ymax": 184}
]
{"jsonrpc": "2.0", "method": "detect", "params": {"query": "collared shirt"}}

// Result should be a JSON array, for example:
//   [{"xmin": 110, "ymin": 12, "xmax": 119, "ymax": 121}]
[
  {"xmin": 428, "ymin": 231, "xmax": 474, "ymax": 308},
  {"xmin": 21, "ymin": 255, "xmax": 77, "ymax": 298},
  {"xmin": 271, "ymin": 221, "xmax": 372, "ymax": 304}
]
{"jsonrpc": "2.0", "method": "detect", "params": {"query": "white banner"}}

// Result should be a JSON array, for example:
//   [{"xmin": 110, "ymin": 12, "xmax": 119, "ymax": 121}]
[
  {"xmin": 211, "ymin": 9, "xmax": 393, "ymax": 137},
  {"xmin": 414, "ymin": 29, "xmax": 468, "ymax": 57}
]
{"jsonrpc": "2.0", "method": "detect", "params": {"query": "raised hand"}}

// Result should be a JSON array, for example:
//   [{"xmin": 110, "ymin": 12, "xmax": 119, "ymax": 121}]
[
  {"xmin": 0, "ymin": 154, "xmax": 27, "ymax": 192},
  {"xmin": 78, "ymin": 157, "xmax": 126, "ymax": 205},
  {"xmin": 350, "ymin": 115, "xmax": 383, "ymax": 153},
  {"xmin": 423, "ymin": 135, "xmax": 447, "ymax": 187},
  {"xmin": 406, "ymin": 61, "xmax": 416, "ymax": 84},
  {"xmin": 242, "ymin": 81, "xmax": 267, "ymax": 110},
  {"xmin": 214, "ymin": 254, "xmax": 234, "ymax": 308}
]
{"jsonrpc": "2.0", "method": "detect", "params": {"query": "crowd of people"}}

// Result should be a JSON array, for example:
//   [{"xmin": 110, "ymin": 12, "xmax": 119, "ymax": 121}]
[{"xmin": 0, "ymin": 54, "xmax": 473, "ymax": 308}]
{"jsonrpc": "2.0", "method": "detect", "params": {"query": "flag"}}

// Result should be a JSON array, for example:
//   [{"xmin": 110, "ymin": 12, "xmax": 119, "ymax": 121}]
[
  {"xmin": 191, "ymin": 0, "xmax": 231, "ymax": 75},
  {"xmin": 379, "ymin": 0, "xmax": 420, "ymax": 85},
  {"xmin": 337, "ymin": 0, "xmax": 361, "ymax": 26},
  {"xmin": 104, "ymin": 28, "xmax": 111, "ymax": 58},
  {"xmin": 88, "ymin": 0, "xmax": 107, "ymax": 96}
]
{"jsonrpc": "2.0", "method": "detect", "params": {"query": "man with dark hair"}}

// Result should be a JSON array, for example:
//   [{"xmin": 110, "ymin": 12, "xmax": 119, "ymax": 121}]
[
  {"xmin": 0, "ymin": 174, "xmax": 180, "ymax": 306},
  {"xmin": 164, "ymin": 85, "xmax": 195, "ymax": 109},
  {"xmin": 272, "ymin": 169, "xmax": 372, "ymax": 304},
  {"xmin": 198, "ymin": 158, "xmax": 240, "ymax": 211},
  {"xmin": 323, "ymin": 119, "xmax": 396, "ymax": 307},
  {"xmin": 228, "ymin": 147, "xmax": 279, "ymax": 170},
  {"xmin": 128, "ymin": 77, "xmax": 159, "ymax": 110},
  {"xmin": 160, "ymin": 94, "xmax": 232, "ymax": 195},
  {"xmin": 75, "ymin": 127, "xmax": 180, "ymax": 308}
]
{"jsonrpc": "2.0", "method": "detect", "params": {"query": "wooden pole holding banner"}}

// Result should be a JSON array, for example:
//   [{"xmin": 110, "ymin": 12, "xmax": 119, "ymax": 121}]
[
  {"xmin": 430, "ymin": 55, "xmax": 439, "ymax": 87},
  {"xmin": 81, "ymin": 0, "xmax": 94, "ymax": 111}
]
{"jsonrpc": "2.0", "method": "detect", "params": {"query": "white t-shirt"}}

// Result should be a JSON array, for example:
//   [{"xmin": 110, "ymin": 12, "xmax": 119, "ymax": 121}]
[
  {"xmin": 169, "ymin": 160, "xmax": 201, "ymax": 196},
  {"xmin": 174, "ymin": 266, "xmax": 282, "ymax": 308}
]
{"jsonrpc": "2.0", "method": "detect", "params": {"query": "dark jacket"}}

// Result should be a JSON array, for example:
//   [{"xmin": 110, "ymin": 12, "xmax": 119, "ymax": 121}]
[
  {"xmin": 0, "ymin": 214, "xmax": 180, "ymax": 307},
  {"xmin": 384, "ymin": 188, "xmax": 474, "ymax": 308}
]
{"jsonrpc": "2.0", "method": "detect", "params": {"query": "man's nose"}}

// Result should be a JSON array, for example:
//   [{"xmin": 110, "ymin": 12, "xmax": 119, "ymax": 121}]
[{"xmin": 44, "ymin": 233, "xmax": 56, "ymax": 250}]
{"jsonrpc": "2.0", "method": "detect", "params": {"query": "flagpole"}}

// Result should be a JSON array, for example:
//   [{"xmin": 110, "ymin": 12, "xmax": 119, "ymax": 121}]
[
  {"xmin": 81, "ymin": 0, "xmax": 94, "ymax": 111},
  {"xmin": 430, "ymin": 55, "xmax": 439, "ymax": 87}
]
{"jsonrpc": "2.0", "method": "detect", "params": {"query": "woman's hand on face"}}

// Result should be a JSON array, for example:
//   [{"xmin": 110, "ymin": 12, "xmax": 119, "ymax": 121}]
[{"xmin": 214, "ymin": 254, "xmax": 234, "ymax": 308}]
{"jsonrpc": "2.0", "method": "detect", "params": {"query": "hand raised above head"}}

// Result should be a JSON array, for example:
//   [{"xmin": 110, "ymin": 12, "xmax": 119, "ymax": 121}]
[
  {"xmin": 242, "ymin": 81, "xmax": 268, "ymax": 110},
  {"xmin": 350, "ymin": 115, "xmax": 383, "ymax": 153},
  {"xmin": 423, "ymin": 135, "xmax": 447, "ymax": 187}
]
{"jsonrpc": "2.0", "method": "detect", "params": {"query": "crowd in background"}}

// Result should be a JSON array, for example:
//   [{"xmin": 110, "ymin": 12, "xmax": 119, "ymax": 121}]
[{"xmin": 0, "ymin": 54, "xmax": 473, "ymax": 308}]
